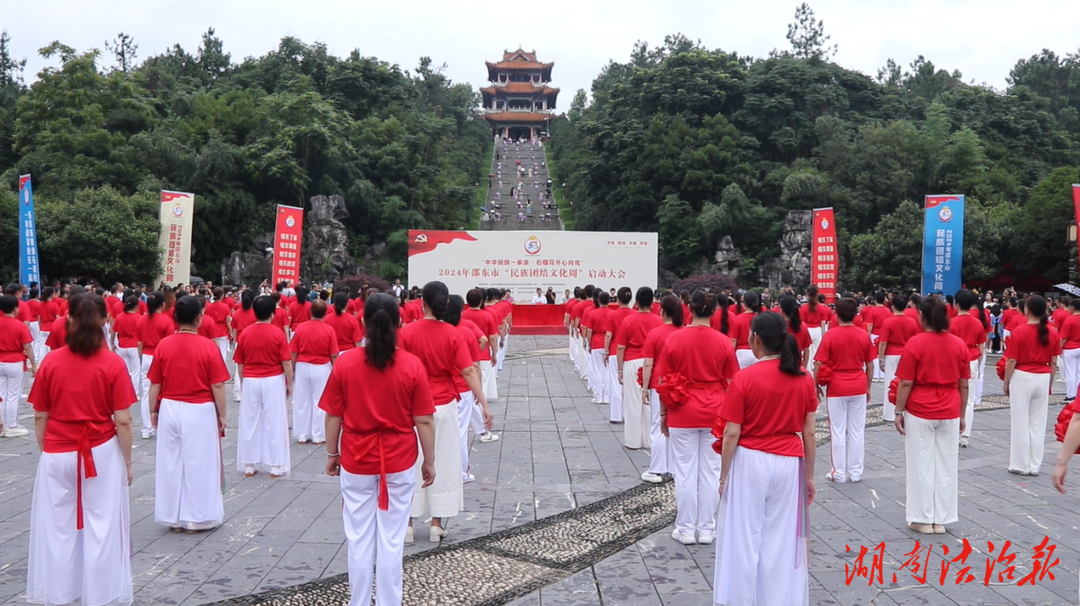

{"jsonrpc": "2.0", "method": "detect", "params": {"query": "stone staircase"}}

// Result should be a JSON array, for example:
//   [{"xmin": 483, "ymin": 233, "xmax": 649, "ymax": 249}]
[{"xmin": 479, "ymin": 139, "xmax": 563, "ymax": 230}]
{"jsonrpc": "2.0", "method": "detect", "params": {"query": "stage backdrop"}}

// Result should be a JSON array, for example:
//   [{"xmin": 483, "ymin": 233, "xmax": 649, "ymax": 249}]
[{"xmin": 408, "ymin": 230, "xmax": 658, "ymax": 302}]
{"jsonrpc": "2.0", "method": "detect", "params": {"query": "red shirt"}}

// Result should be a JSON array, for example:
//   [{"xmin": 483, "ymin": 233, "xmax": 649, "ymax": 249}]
[
  {"xmin": 656, "ymin": 326, "xmax": 739, "ymax": 428},
  {"xmin": 234, "ymin": 323, "xmax": 290, "ymax": 378},
  {"xmin": 949, "ymin": 314, "xmax": 987, "ymax": 361},
  {"xmin": 57, "ymin": 298, "xmax": 69, "ymax": 316},
  {"xmin": 1002, "ymin": 308, "xmax": 1019, "ymax": 329},
  {"xmin": 617, "ymin": 312, "xmax": 663, "ymax": 361},
  {"xmin": 318, "ymin": 349, "xmax": 435, "ymax": 475},
  {"xmin": 578, "ymin": 304, "xmax": 595, "ymax": 336},
  {"xmin": 289, "ymin": 320, "xmax": 339, "ymax": 364},
  {"xmin": 46, "ymin": 316, "xmax": 67, "ymax": 349},
  {"xmin": 197, "ymin": 314, "xmax": 220, "ymax": 340},
  {"xmin": 570, "ymin": 299, "xmax": 588, "ymax": 329},
  {"xmin": 709, "ymin": 309, "xmax": 737, "ymax": 335},
  {"xmin": 148, "ymin": 332, "xmax": 230, "ymax": 404},
  {"xmin": 1005, "ymin": 323, "xmax": 1062, "ymax": 374},
  {"xmin": 1060, "ymin": 314, "xmax": 1080, "ymax": 350},
  {"xmin": 112, "ymin": 312, "xmax": 140, "ymax": 349},
  {"xmin": 231, "ymin": 308, "xmax": 256, "ymax": 336},
  {"xmin": 1006, "ymin": 312, "xmax": 1027, "ymax": 332},
  {"xmin": 272, "ymin": 307, "xmax": 289, "ymax": 332},
  {"xmin": 16, "ymin": 301, "xmax": 33, "ymax": 323},
  {"xmin": 946, "ymin": 304, "xmax": 958, "ymax": 319},
  {"xmin": 814, "ymin": 324, "xmax": 874, "ymax": 397},
  {"xmin": 1052, "ymin": 308, "xmax": 1071, "ymax": 328},
  {"xmin": 462, "ymin": 308, "xmax": 497, "ymax": 361},
  {"xmin": 878, "ymin": 314, "xmax": 918, "ymax": 356},
  {"xmin": 863, "ymin": 305, "xmax": 891, "ymax": 335},
  {"xmin": 642, "ymin": 324, "xmax": 680, "ymax": 389},
  {"xmin": 604, "ymin": 307, "xmax": 634, "ymax": 356},
  {"xmin": 288, "ymin": 301, "xmax": 311, "ymax": 329},
  {"xmin": 896, "ymin": 331, "xmax": 970, "ymax": 419},
  {"xmin": 405, "ymin": 300, "xmax": 423, "ymax": 324},
  {"xmin": 106, "ymin": 297, "xmax": 123, "ymax": 319},
  {"xmin": 30, "ymin": 346, "xmax": 136, "ymax": 451},
  {"xmin": 731, "ymin": 312, "xmax": 756, "ymax": 350},
  {"xmin": 136, "ymin": 313, "xmax": 175, "ymax": 356},
  {"xmin": 903, "ymin": 307, "xmax": 920, "ymax": 323},
  {"xmin": 347, "ymin": 298, "xmax": 362, "ymax": 316},
  {"xmin": 0, "ymin": 316, "xmax": 32, "ymax": 363},
  {"xmin": 587, "ymin": 307, "xmax": 611, "ymax": 350},
  {"xmin": 718, "ymin": 359, "xmax": 817, "ymax": 457},
  {"xmin": 788, "ymin": 322, "xmax": 812, "ymax": 351},
  {"xmin": 800, "ymin": 305, "xmax": 830, "ymax": 328},
  {"xmin": 205, "ymin": 301, "xmax": 231, "ymax": 338},
  {"xmin": 26, "ymin": 299, "xmax": 40, "ymax": 323},
  {"xmin": 399, "ymin": 319, "xmax": 472, "ymax": 406},
  {"xmin": 324, "ymin": 311, "xmax": 362, "ymax": 351},
  {"xmin": 452, "ymin": 321, "xmax": 484, "ymax": 393}
]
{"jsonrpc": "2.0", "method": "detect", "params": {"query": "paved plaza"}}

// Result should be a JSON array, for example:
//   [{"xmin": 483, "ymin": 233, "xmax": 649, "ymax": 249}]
[{"xmin": 0, "ymin": 335, "xmax": 1079, "ymax": 605}]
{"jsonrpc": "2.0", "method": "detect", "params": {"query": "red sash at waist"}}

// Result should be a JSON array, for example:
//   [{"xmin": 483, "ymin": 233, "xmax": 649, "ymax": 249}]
[
  {"xmin": 345, "ymin": 425, "xmax": 410, "ymax": 511},
  {"xmin": 44, "ymin": 420, "xmax": 115, "ymax": 530}
]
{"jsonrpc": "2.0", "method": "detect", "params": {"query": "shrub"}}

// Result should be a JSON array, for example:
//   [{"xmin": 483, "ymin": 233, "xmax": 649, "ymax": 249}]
[
  {"xmin": 334, "ymin": 273, "xmax": 391, "ymax": 296},
  {"xmin": 670, "ymin": 274, "xmax": 738, "ymax": 295}
]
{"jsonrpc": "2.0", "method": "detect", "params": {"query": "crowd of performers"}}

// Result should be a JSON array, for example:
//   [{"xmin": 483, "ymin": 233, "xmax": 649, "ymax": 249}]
[{"xmin": 6, "ymin": 276, "xmax": 1080, "ymax": 605}]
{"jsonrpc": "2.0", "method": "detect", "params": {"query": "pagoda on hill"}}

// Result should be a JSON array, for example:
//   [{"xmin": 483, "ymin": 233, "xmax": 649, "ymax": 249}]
[{"xmin": 481, "ymin": 49, "xmax": 559, "ymax": 141}]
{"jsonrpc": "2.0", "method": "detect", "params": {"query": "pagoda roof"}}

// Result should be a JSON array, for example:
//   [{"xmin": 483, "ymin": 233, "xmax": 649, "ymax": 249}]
[
  {"xmin": 480, "ymin": 83, "xmax": 560, "ymax": 96},
  {"xmin": 486, "ymin": 49, "xmax": 552, "ymax": 71},
  {"xmin": 483, "ymin": 111, "xmax": 554, "ymax": 123}
]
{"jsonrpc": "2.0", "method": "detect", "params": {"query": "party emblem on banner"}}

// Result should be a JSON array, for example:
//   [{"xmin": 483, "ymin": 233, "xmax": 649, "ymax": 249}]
[
  {"xmin": 415, "ymin": 234, "xmax": 428, "ymax": 243},
  {"xmin": 820, "ymin": 217, "xmax": 829, "ymax": 230},
  {"xmin": 286, "ymin": 215, "xmax": 296, "ymax": 228},
  {"xmin": 938, "ymin": 206, "xmax": 953, "ymax": 222},
  {"xmin": 172, "ymin": 203, "xmax": 184, "ymax": 217},
  {"xmin": 524, "ymin": 236, "xmax": 542, "ymax": 255}
]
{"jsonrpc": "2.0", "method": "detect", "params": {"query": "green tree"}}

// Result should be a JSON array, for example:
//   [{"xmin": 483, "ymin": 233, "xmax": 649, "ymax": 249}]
[
  {"xmin": 657, "ymin": 195, "xmax": 702, "ymax": 277},
  {"xmin": 1014, "ymin": 166, "xmax": 1080, "ymax": 282},
  {"xmin": 847, "ymin": 200, "xmax": 923, "ymax": 289},
  {"xmin": 785, "ymin": 3, "xmax": 837, "ymax": 60}
]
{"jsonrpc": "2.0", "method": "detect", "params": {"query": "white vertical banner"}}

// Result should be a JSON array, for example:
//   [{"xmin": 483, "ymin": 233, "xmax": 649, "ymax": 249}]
[{"xmin": 157, "ymin": 190, "xmax": 195, "ymax": 287}]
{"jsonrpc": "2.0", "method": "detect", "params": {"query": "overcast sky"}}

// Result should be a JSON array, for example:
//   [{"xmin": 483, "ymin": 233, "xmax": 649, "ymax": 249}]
[{"xmin": 8, "ymin": 0, "xmax": 1080, "ymax": 106}]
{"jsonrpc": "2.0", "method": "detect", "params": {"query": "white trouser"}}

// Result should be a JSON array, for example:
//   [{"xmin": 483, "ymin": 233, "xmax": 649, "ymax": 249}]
[
  {"xmin": 1064, "ymin": 348, "xmax": 1080, "ymax": 400},
  {"xmin": 882, "ymin": 355, "xmax": 901, "ymax": 421},
  {"xmin": 28, "ymin": 321, "xmax": 42, "ymax": 362},
  {"xmin": 480, "ymin": 360, "xmax": 497, "ymax": 401},
  {"xmin": 607, "ymin": 355, "xmax": 623, "ymax": 421},
  {"xmin": 669, "ymin": 427, "xmax": 720, "ymax": 536},
  {"xmin": 904, "ymin": 413, "xmax": 959, "ymax": 525},
  {"xmin": 236, "ymin": 375, "xmax": 291, "ymax": 473},
  {"xmin": 232, "ymin": 355, "xmax": 242, "ymax": 400},
  {"xmin": 155, "ymin": 399, "xmax": 224, "ymax": 530},
  {"xmin": 807, "ymin": 326, "xmax": 823, "ymax": 366},
  {"xmin": 736, "ymin": 349, "xmax": 758, "ymax": 369},
  {"xmin": 457, "ymin": 390, "xmax": 478, "ymax": 480},
  {"xmin": 870, "ymin": 335, "xmax": 884, "ymax": 379},
  {"xmin": 116, "ymin": 347, "xmax": 140, "ymax": 396},
  {"xmin": 973, "ymin": 351, "xmax": 987, "ymax": 404},
  {"xmin": 341, "ymin": 469, "xmax": 415, "ymax": 606},
  {"xmin": 622, "ymin": 359, "xmax": 649, "ymax": 449},
  {"xmin": 214, "ymin": 337, "xmax": 229, "ymax": 368},
  {"xmin": 574, "ymin": 334, "xmax": 587, "ymax": 378},
  {"xmin": 139, "ymin": 354, "xmax": 155, "ymax": 434},
  {"xmin": 589, "ymin": 350, "xmax": 608, "ymax": 402},
  {"xmin": 714, "ymin": 446, "xmax": 808, "ymax": 606},
  {"xmin": 496, "ymin": 333, "xmax": 508, "ymax": 371},
  {"xmin": 0, "ymin": 361, "xmax": 23, "ymax": 429},
  {"xmin": 293, "ymin": 362, "xmax": 331, "ymax": 441},
  {"xmin": 827, "ymin": 394, "xmax": 867, "ymax": 481},
  {"xmin": 411, "ymin": 402, "xmax": 463, "ymax": 519},
  {"xmin": 1008, "ymin": 370, "xmax": 1050, "ymax": 475},
  {"xmin": 568, "ymin": 327, "xmax": 577, "ymax": 364},
  {"xmin": 962, "ymin": 358, "xmax": 980, "ymax": 438},
  {"xmin": 28, "ymin": 436, "xmax": 132, "ymax": 606},
  {"xmin": 647, "ymin": 389, "xmax": 669, "ymax": 475}
]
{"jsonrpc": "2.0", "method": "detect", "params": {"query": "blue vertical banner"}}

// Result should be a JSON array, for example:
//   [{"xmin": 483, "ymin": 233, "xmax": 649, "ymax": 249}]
[
  {"xmin": 921, "ymin": 194, "xmax": 964, "ymax": 295},
  {"xmin": 18, "ymin": 175, "xmax": 40, "ymax": 286}
]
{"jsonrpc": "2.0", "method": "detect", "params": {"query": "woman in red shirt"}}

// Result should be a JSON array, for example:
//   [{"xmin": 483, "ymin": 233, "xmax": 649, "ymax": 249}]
[
  {"xmin": 148, "ymin": 296, "xmax": 230, "ymax": 533},
  {"xmin": 893, "ymin": 298, "xmax": 970, "ymax": 533},
  {"xmin": 136, "ymin": 292, "xmax": 174, "ymax": 440},
  {"xmin": 234, "ymin": 295, "xmax": 294, "ymax": 477},
  {"xmin": 714, "ymin": 312, "xmax": 816, "ymax": 605},
  {"xmin": 730, "ymin": 291, "xmax": 761, "ymax": 369},
  {"xmin": 814, "ymin": 298, "xmax": 875, "ymax": 483},
  {"xmin": 657, "ymin": 291, "xmax": 739, "ymax": 545},
  {"xmin": 800, "ymin": 284, "xmax": 828, "ymax": 362},
  {"xmin": 617, "ymin": 287, "xmax": 663, "ymax": 450},
  {"xmin": 110, "ymin": 296, "xmax": 142, "ymax": 397},
  {"xmin": 229, "ymin": 291, "xmax": 257, "ymax": 403},
  {"xmin": 877, "ymin": 294, "xmax": 918, "ymax": 422},
  {"xmin": 321, "ymin": 293, "xmax": 435, "ymax": 606},
  {"xmin": 1003, "ymin": 295, "xmax": 1060, "ymax": 476},
  {"xmin": 779, "ymin": 295, "xmax": 811, "ymax": 368},
  {"xmin": 1059, "ymin": 298, "xmax": 1080, "ymax": 402},
  {"xmin": 586, "ymin": 292, "xmax": 612, "ymax": 405},
  {"xmin": 27, "ymin": 293, "xmax": 136, "ymax": 606},
  {"xmin": 0, "ymin": 295, "xmax": 35, "ymax": 437},
  {"xmin": 325, "ymin": 292, "xmax": 362, "ymax": 352},
  {"xmin": 950, "ymin": 290, "xmax": 987, "ymax": 448},
  {"xmin": 290, "ymin": 300, "xmax": 339, "ymax": 445},
  {"xmin": 399, "ymin": 281, "xmax": 491, "ymax": 543},
  {"xmin": 446, "ymin": 295, "xmax": 497, "ymax": 483},
  {"xmin": 640, "ymin": 295, "xmax": 683, "ymax": 483}
]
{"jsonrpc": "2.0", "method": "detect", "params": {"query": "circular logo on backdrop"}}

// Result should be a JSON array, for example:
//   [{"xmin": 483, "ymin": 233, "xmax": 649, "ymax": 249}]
[
  {"xmin": 285, "ymin": 215, "xmax": 296, "ymax": 228},
  {"xmin": 820, "ymin": 218, "xmax": 829, "ymax": 230},
  {"xmin": 172, "ymin": 203, "xmax": 184, "ymax": 217},
  {"xmin": 524, "ymin": 236, "xmax": 542, "ymax": 255},
  {"xmin": 938, "ymin": 206, "xmax": 953, "ymax": 222}
]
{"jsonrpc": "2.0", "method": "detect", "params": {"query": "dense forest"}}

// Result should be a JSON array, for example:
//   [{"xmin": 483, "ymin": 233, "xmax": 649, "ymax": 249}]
[
  {"xmin": 0, "ymin": 29, "xmax": 489, "ymax": 284},
  {"xmin": 549, "ymin": 6, "xmax": 1080, "ymax": 290}
]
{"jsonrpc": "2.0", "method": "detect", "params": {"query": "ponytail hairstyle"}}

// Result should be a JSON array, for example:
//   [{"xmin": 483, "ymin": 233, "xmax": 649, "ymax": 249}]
[
  {"xmin": 918, "ymin": 298, "xmax": 950, "ymax": 333},
  {"xmin": 67, "ymin": 293, "xmax": 106, "ymax": 356},
  {"xmin": 333, "ymin": 291, "xmax": 349, "ymax": 316},
  {"xmin": 715, "ymin": 293, "xmax": 731, "ymax": 334},
  {"xmin": 241, "ymin": 289, "xmax": 256, "ymax": 311},
  {"xmin": 779, "ymin": 294, "xmax": 801, "ymax": 333},
  {"xmin": 364, "ymin": 293, "xmax": 400, "ymax": 370},
  {"xmin": 617, "ymin": 287, "xmax": 633, "ymax": 306},
  {"xmin": 445, "ymin": 295, "xmax": 464, "ymax": 327},
  {"xmin": 635, "ymin": 286, "xmax": 653, "ymax": 310},
  {"xmin": 162, "ymin": 286, "xmax": 176, "ymax": 311},
  {"xmin": 807, "ymin": 285, "xmax": 819, "ymax": 311},
  {"xmin": 146, "ymin": 291, "xmax": 165, "ymax": 318},
  {"xmin": 743, "ymin": 290, "xmax": 762, "ymax": 314},
  {"xmin": 1027, "ymin": 295, "xmax": 1050, "ymax": 346},
  {"xmin": 422, "ymin": 281, "xmax": 450, "ymax": 321},
  {"xmin": 834, "ymin": 298, "xmax": 858, "ymax": 323},
  {"xmin": 751, "ymin": 312, "xmax": 804, "ymax": 376},
  {"xmin": 689, "ymin": 290, "xmax": 717, "ymax": 319},
  {"xmin": 123, "ymin": 295, "xmax": 140, "ymax": 312},
  {"xmin": 212, "ymin": 287, "xmax": 224, "ymax": 302},
  {"xmin": 954, "ymin": 289, "xmax": 976, "ymax": 312},
  {"xmin": 891, "ymin": 292, "xmax": 907, "ymax": 312},
  {"xmin": 41, "ymin": 286, "xmax": 54, "ymax": 301},
  {"xmin": 973, "ymin": 295, "xmax": 989, "ymax": 330},
  {"xmin": 660, "ymin": 294, "xmax": 684, "ymax": 327}
]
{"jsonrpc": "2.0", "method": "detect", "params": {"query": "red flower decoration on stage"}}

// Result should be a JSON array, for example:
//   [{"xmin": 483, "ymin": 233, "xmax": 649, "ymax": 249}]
[
  {"xmin": 636, "ymin": 366, "xmax": 644, "ymax": 387},
  {"xmin": 888, "ymin": 377, "xmax": 899, "ymax": 405},
  {"xmin": 996, "ymin": 356, "xmax": 1007, "ymax": 381},
  {"xmin": 816, "ymin": 365, "xmax": 833, "ymax": 387},
  {"xmin": 1055, "ymin": 402, "xmax": 1080, "ymax": 454},
  {"xmin": 658, "ymin": 372, "xmax": 690, "ymax": 409}
]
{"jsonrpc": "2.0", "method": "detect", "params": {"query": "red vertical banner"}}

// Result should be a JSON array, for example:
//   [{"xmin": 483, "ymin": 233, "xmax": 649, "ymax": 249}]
[
  {"xmin": 812, "ymin": 208, "xmax": 838, "ymax": 303},
  {"xmin": 1073, "ymin": 185, "xmax": 1080, "ymax": 273},
  {"xmin": 272, "ymin": 205, "xmax": 304, "ymax": 287}
]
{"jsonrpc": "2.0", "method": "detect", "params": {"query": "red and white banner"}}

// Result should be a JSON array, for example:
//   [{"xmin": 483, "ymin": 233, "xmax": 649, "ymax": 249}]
[
  {"xmin": 157, "ymin": 190, "xmax": 195, "ymax": 287},
  {"xmin": 272, "ymin": 205, "xmax": 304, "ymax": 287},
  {"xmin": 811, "ymin": 207, "xmax": 838, "ymax": 303},
  {"xmin": 1073, "ymin": 185, "xmax": 1080, "ymax": 273}
]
